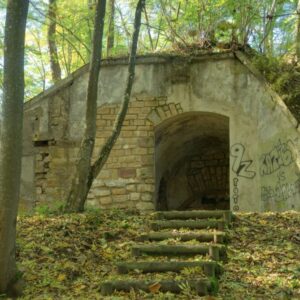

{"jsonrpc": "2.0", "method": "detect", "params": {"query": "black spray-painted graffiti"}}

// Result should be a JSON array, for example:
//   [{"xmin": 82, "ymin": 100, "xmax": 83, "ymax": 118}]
[
  {"xmin": 260, "ymin": 139, "xmax": 295, "ymax": 176},
  {"xmin": 232, "ymin": 177, "xmax": 239, "ymax": 211},
  {"xmin": 261, "ymin": 178, "xmax": 300, "ymax": 203},
  {"xmin": 231, "ymin": 143, "xmax": 256, "ymax": 179}
]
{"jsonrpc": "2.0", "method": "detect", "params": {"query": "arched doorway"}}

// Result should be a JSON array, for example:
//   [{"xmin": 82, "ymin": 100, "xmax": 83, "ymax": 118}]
[{"xmin": 155, "ymin": 112, "xmax": 230, "ymax": 210}]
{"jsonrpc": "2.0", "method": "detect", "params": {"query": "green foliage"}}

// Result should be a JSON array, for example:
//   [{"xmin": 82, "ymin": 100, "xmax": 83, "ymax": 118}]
[
  {"xmin": 1, "ymin": 0, "xmax": 300, "ymax": 105},
  {"xmin": 252, "ymin": 53, "xmax": 300, "ymax": 121},
  {"xmin": 34, "ymin": 200, "xmax": 65, "ymax": 216}
]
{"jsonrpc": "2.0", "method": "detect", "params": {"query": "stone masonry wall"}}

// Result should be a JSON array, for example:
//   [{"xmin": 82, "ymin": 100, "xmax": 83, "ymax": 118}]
[{"xmin": 21, "ymin": 53, "xmax": 300, "ymax": 212}]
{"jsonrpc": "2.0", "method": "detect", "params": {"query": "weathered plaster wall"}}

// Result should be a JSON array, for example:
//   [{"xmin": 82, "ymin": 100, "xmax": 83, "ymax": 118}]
[
  {"xmin": 258, "ymin": 92, "xmax": 300, "ymax": 211},
  {"xmin": 21, "ymin": 52, "xmax": 300, "ymax": 212}
]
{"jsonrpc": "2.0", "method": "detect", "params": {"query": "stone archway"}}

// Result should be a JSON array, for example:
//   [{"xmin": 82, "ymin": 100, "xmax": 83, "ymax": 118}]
[{"xmin": 155, "ymin": 112, "xmax": 230, "ymax": 211}]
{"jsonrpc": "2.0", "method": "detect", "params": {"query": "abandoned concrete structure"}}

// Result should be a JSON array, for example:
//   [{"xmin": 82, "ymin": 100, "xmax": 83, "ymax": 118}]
[{"xmin": 21, "ymin": 51, "xmax": 300, "ymax": 212}]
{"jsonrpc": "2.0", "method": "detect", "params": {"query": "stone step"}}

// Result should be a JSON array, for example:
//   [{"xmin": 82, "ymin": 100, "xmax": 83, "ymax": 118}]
[
  {"xmin": 100, "ymin": 278, "xmax": 216, "ymax": 296},
  {"xmin": 150, "ymin": 219, "xmax": 226, "ymax": 231},
  {"xmin": 116, "ymin": 260, "xmax": 223, "ymax": 277},
  {"xmin": 138, "ymin": 231, "xmax": 227, "ymax": 243},
  {"xmin": 132, "ymin": 244, "xmax": 226, "ymax": 260},
  {"xmin": 155, "ymin": 210, "xmax": 232, "ymax": 223}
]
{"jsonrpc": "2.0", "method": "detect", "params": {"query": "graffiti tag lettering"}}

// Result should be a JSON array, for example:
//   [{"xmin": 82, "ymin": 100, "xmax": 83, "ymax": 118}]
[
  {"xmin": 261, "ymin": 172, "xmax": 300, "ymax": 204},
  {"xmin": 260, "ymin": 139, "xmax": 295, "ymax": 176},
  {"xmin": 232, "ymin": 177, "xmax": 239, "ymax": 211},
  {"xmin": 231, "ymin": 143, "xmax": 256, "ymax": 179}
]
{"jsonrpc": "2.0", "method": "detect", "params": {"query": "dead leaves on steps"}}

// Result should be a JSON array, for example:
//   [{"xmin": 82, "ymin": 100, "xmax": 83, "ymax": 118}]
[{"xmin": 15, "ymin": 209, "xmax": 300, "ymax": 299}]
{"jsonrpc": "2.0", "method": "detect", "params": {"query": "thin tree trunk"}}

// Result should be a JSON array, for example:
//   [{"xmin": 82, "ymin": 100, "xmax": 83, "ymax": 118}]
[
  {"xmin": 0, "ymin": 0, "xmax": 29, "ymax": 296},
  {"xmin": 64, "ymin": 0, "xmax": 145, "ymax": 212},
  {"xmin": 64, "ymin": 0, "xmax": 107, "ymax": 213},
  {"xmin": 296, "ymin": 0, "xmax": 300, "ymax": 61},
  {"xmin": 107, "ymin": 0, "xmax": 115, "ymax": 56},
  {"xmin": 48, "ymin": 0, "xmax": 62, "ymax": 83},
  {"xmin": 88, "ymin": 0, "xmax": 145, "ymax": 191},
  {"xmin": 260, "ymin": 0, "xmax": 277, "ymax": 54},
  {"xmin": 144, "ymin": 5, "xmax": 154, "ymax": 50}
]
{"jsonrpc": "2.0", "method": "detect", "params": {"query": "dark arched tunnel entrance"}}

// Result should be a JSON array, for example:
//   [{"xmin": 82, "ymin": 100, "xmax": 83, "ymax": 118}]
[{"xmin": 155, "ymin": 112, "xmax": 230, "ymax": 210}]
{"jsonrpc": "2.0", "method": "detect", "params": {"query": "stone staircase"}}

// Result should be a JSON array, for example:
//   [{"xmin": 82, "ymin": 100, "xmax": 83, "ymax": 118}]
[{"xmin": 100, "ymin": 210, "xmax": 232, "ymax": 297}]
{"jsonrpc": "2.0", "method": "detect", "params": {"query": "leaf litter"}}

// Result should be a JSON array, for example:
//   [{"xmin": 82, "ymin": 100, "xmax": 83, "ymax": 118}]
[{"xmin": 12, "ymin": 209, "xmax": 300, "ymax": 299}]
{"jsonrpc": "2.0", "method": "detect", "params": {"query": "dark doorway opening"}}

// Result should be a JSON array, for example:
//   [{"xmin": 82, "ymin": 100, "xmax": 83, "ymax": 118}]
[{"xmin": 155, "ymin": 112, "xmax": 230, "ymax": 211}]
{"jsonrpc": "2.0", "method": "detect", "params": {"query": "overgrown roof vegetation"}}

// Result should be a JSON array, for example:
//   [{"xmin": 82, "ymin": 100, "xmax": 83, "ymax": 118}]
[
  {"xmin": 15, "ymin": 209, "xmax": 300, "ymax": 299},
  {"xmin": 251, "ymin": 52, "xmax": 300, "ymax": 122},
  {"xmin": 1, "ymin": 0, "xmax": 300, "ymax": 110}
]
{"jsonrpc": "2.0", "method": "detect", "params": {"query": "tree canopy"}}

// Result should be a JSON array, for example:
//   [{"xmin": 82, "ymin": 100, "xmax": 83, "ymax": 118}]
[{"xmin": 0, "ymin": 0, "xmax": 300, "ymax": 107}]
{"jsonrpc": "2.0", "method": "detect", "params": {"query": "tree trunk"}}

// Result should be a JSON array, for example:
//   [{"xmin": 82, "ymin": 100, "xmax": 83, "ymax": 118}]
[
  {"xmin": 48, "ymin": 0, "xmax": 62, "ymax": 83},
  {"xmin": 296, "ymin": 0, "xmax": 300, "ymax": 61},
  {"xmin": 64, "ymin": 0, "xmax": 145, "ymax": 212},
  {"xmin": 260, "ymin": 0, "xmax": 277, "ymax": 54},
  {"xmin": 0, "ymin": 0, "xmax": 29, "ymax": 296},
  {"xmin": 64, "ymin": 0, "xmax": 107, "ymax": 213},
  {"xmin": 89, "ymin": 0, "xmax": 145, "ymax": 191},
  {"xmin": 106, "ymin": 0, "xmax": 115, "ymax": 56}
]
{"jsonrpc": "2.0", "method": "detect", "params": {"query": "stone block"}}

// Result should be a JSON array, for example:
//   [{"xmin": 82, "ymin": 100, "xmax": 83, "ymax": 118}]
[
  {"xmin": 113, "ymin": 194, "xmax": 129, "ymax": 203},
  {"xmin": 136, "ymin": 201, "xmax": 155, "ymax": 210},
  {"xmin": 96, "ymin": 120, "xmax": 106, "ymax": 126},
  {"xmin": 141, "ymin": 155, "xmax": 154, "ymax": 165},
  {"xmin": 147, "ymin": 109, "xmax": 161, "ymax": 125},
  {"xmin": 105, "ymin": 179, "xmax": 126, "ymax": 187},
  {"xmin": 145, "ymin": 179, "xmax": 155, "ymax": 184},
  {"xmin": 98, "ymin": 107, "xmax": 110, "ymax": 114},
  {"xmin": 100, "ymin": 196, "xmax": 112, "ymax": 205},
  {"xmin": 134, "ymin": 120, "xmax": 145, "ymax": 126},
  {"xmin": 129, "ymin": 107, "xmax": 141, "ymax": 114},
  {"xmin": 135, "ymin": 131, "xmax": 148, "ymax": 137},
  {"xmin": 111, "ymin": 188, "xmax": 127, "ymax": 195},
  {"xmin": 125, "ymin": 114, "xmax": 138, "ymax": 120},
  {"xmin": 98, "ymin": 170, "xmax": 112, "ymax": 179},
  {"xmin": 141, "ymin": 192, "xmax": 153, "ymax": 201},
  {"xmin": 133, "ymin": 148, "xmax": 148, "ymax": 155},
  {"xmin": 118, "ymin": 168, "xmax": 136, "ymax": 179},
  {"xmin": 96, "ymin": 130, "xmax": 111, "ymax": 138},
  {"xmin": 102, "ymin": 114, "xmax": 116, "ymax": 120},
  {"xmin": 94, "ymin": 189, "xmax": 111, "ymax": 197},
  {"xmin": 144, "ymin": 100, "xmax": 157, "ymax": 107},
  {"xmin": 130, "ymin": 192, "xmax": 140, "ymax": 201},
  {"xmin": 138, "ymin": 137, "xmax": 154, "ymax": 148},
  {"xmin": 121, "ymin": 131, "xmax": 133, "ymax": 138},
  {"xmin": 93, "ymin": 179, "xmax": 105, "ymax": 188},
  {"xmin": 137, "ymin": 184, "xmax": 155, "ymax": 193},
  {"xmin": 126, "ymin": 184, "xmax": 136, "ymax": 192},
  {"xmin": 137, "ymin": 167, "xmax": 154, "ymax": 179}
]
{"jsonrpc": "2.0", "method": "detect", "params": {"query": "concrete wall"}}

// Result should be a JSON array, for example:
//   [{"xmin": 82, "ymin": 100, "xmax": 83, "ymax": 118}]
[{"xmin": 21, "ymin": 52, "xmax": 300, "ymax": 212}]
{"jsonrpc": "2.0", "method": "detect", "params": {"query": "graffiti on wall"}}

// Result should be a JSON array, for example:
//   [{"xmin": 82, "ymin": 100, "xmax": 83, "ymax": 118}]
[
  {"xmin": 260, "ymin": 139, "xmax": 295, "ymax": 176},
  {"xmin": 231, "ymin": 143, "xmax": 256, "ymax": 179},
  {"xmin": 232, "ymin": 177, "xmax": 239, "ymax": 211},
  {"xmin": 261, "ymin": 171, "xmax": 300, "ymax": 207}
]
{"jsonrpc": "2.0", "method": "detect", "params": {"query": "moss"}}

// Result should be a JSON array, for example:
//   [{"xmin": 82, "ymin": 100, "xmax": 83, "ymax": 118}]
[{"xmin": 251, "ymin": 53, "xmax": 300, "ymax": 122}]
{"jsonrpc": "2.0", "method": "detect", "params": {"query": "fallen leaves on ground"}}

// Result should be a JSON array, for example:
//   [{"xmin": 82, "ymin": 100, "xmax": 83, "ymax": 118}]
[
  {"xmin": 219, "ymin": 211, "xmax": 300, "ymax": 300},
  {"xmin": 12, "ymin": 209, "xmax": 300, "ymax": 299}
]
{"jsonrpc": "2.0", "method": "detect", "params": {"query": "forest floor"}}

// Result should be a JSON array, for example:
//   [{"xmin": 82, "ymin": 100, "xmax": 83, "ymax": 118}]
[{"xmin": 7, "ymin": 209, "xmax": 300, "ymax": 299}]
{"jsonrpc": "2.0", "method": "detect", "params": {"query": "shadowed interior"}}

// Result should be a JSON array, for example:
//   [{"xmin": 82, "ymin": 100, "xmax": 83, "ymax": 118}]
[{"xmin": 155, "ymin": 112, "xmax": 230, "ymax": 210}]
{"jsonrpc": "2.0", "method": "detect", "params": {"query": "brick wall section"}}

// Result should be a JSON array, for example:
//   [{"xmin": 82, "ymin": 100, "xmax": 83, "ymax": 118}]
[
  {"xmin": 87, "ymin": 97, "xmax": 167, "ymax": 210},
  {"xmin": 33, "ymin": 96, "xmax": 184, "ymax": 211}
]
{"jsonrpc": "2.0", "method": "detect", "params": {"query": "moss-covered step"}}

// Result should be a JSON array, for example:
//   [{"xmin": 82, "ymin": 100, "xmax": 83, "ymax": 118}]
[
  {"xmin": 155, "ymin": 210, "xmax": 232, "ymax": 223},
  {"xmin": 138, "ymin": 231, "xmax": 227, "ymax": 243},
  {"xmin": 150, "ymin": 219, "xmax": 226, "ymax": 231},
  {"xmin": 131, "ymin": 244, "xmax": 226, "ymax": 260},
  {"xmin": 115, "ymin": 260, "xmax": 223, "ymax": 277},
  {"xmin": 100, "ymin": 278, "xmax": 217, "ymax": 296}
]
